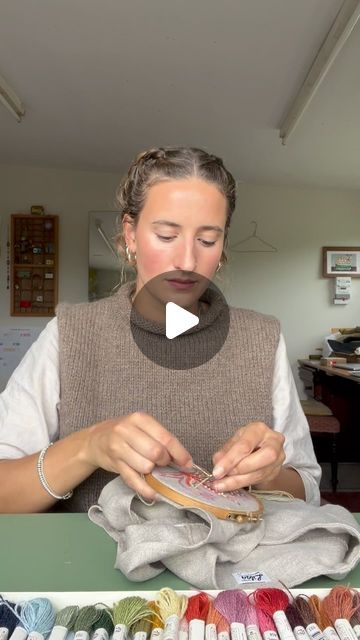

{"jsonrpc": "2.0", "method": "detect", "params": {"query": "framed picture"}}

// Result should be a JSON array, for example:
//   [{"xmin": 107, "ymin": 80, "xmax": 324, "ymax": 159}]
[{"xmin": 322, "ymin": 246, "xmax": 360, "ymax": 277}]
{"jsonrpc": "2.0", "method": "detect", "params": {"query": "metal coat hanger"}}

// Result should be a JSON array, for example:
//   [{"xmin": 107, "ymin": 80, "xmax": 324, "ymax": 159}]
[
  {"xmin": 95, "ymin": 219, "xmax": 118, "ymax": 260},
  {"xmin": 230, "ymin": 221, "xmax": 278, "ymax": 253}
]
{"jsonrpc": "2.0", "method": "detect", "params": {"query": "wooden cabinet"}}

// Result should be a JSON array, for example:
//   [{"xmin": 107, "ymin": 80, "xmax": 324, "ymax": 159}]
[{"xmin": 10, "ymin": 214, "xmax": 59, "ymax": 316}]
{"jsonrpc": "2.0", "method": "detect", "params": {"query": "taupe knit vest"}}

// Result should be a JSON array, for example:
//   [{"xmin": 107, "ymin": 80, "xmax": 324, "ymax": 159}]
[{"xmin": 57, "ymin": 283, "xmax": 280, "ymax": 512}]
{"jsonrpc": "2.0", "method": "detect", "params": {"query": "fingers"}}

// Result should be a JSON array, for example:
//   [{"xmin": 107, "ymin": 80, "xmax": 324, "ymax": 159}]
[
  {"xmin": 89, "ymin": 412, "xmax": 192, "ymax": 483},
  {"xmin": 211, "ymin": 422, "xmax": 285, "ymax": 491},
  {"xmin": 116, "ymin": 460, "xmax": 158, "ymax": 501},
  {"xmin": 131, "ymin": 412, "xmax": 193, "ymax": 467}
]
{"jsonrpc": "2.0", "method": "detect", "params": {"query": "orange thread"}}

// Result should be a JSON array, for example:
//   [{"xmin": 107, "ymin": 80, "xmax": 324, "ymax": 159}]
[
  {"xmin": 307, "ymin": 595, "xmax": 332, "ymax": 630},
  {"xmin": 323, "ymin": 586, "xmax": 360, "ymax": 625}
]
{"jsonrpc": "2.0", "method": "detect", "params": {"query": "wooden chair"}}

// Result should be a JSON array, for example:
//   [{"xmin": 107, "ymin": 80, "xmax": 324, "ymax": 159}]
[{"xmin": 301, "ymin": 399, "xmax": 340, "ymax": 493}]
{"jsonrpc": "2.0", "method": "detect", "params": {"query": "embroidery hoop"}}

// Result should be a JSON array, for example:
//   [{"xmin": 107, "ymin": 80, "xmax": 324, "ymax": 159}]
[{"xmin": 144, "ymin": 464, "xmax": 263, "ymax": 523}]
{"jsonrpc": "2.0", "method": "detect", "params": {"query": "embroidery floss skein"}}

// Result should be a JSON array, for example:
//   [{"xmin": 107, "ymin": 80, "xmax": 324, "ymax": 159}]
[
  {"xmin": 306, "ymin": 595, "xmax": 340, "ymax": 640},
  {"xmin": 92, "ymin": 609, "xmax": 114, "ymax": 640},
  {"xmin": 155, "ymin": 588, "xmax": 188, "ymax": 640},
  {"xmin": 179, "ymin": 617, "xmax": 188, "ymax": 640},
  {"xmin": 48, "ymin": 606, "xmax": 79, "ymax": 640},
  {"xmin": 294, "ymin": 595, "xmax": 325, "ymax": 640},
  {"xmin": 0, "ymin": 599, "xmax": 19, "ymax": 640},
  {"xmin": 113, "ymin": 597, "xmax": 153, "ymax": 640},
  {"xmin": 257, "ymin": 608, "xmax": 280, "ymax": 640},
  {"xmin": 252, "ymin": 588, "xmax": 295, "ymax": 640},
  {"xmin": 350, "ymin": 592, "xmax": 360, "ymax": 640},
  {"xmin": 7, "ymin": 605, "xmax": 26, "ymax": 640},
  {"xmin": 147, "ymin": 602, "xmax": 163, "ymax": 640},
  {"xmin": 285, "ymin": 603, "xmax": 311, "ymax": 640},
  {"xmin": 214, "ymin": 589, "xmax": 247, "ymax": 640},
  {"xmin": 351, "ymin": 609, "xmax": 360, "ymax": 639},
  {"xmin": 73, "ymin": 606, "xmax": 103, "ymax": 640},
  {"xmin": 322, "ymin": 587, "xmax": 359, "ymax": 640},
  {"xmin": 14, "ymin": 598, "xmax": 56, "ymax": 640},
  {"xmin": 131, "ymin": 617, "xmax": 152, "ymax": 640},
  {"xmin": 185, "ymin": 593, "xmax": 210, "ymax": 640},
  {"xmin": 205, "ymin": 600, "xmax": 228, "ymax": 640},
  {"xmin": 245, "ymin": 599, "xmax": 262, "ymax": 640}
]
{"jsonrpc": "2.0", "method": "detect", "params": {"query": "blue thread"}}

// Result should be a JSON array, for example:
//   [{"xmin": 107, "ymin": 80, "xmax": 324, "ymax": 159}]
[
  {"xmin": 15, "ymin": 598, "xmax": 56, "ymax": 636},
  {"xmin": 0, "ymin": 597, "xmax": 21, "ymax": 635}
]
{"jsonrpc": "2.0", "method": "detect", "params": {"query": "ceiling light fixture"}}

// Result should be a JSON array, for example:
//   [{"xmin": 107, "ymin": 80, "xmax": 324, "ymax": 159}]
[
  {"xmin": 0, "ymin": 72, "xmax": 25, "ymax": 122},
  {"xmin": 279, "ymin": 0, "xmax": 360, "ymax": 144}
]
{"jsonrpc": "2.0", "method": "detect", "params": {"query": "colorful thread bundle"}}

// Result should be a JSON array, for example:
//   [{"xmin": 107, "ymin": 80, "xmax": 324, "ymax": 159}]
[
  {"xmin": 0, "ymin": 586, "xmax": 360, "ymax": 640},
  {"xmin": 0, "ymin": 597, "xmax": 19, "ymax": 640}
]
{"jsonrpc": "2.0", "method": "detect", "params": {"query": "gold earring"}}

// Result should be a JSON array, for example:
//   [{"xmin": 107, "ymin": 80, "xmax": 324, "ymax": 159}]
[
  {"xmin": 125, "ymin": 245, "xmax": 137, "ymax": 265},
  {"xmin": 216, "ymin": 261, "xmax": 223, "ymax": 273}
]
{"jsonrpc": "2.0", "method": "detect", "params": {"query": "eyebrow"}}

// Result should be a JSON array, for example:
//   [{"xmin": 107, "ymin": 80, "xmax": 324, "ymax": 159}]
[{"xmin": 152, "ymin": 220, "xmax": 224, "ymax": 232}]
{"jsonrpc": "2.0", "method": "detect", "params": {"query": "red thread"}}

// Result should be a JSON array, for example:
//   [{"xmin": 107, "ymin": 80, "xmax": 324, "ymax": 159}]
[
  {"xmin": 185, "ymin": 593, "xmax": 210, "ymax": 622},
  {"xmin": 257, "ymin": 608, "xmax": 278, "ymax": 635},
  {"xmin": 252, "ymin": 588, "xmax": 290, "ymax": 616}
]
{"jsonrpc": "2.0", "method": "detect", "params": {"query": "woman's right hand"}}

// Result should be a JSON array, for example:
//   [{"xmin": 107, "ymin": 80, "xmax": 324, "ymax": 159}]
[{"xmin": 82, "ymin": 412, "xmax": 192, "ymax": 500}]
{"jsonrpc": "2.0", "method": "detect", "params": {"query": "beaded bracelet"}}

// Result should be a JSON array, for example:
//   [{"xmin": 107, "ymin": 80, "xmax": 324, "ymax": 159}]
[{"xmin": 37, "ymin": 443, "xmax": 73, "ymax": 500}]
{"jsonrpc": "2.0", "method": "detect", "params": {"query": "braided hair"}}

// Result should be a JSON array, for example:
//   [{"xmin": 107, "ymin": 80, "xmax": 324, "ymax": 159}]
[{"xmin": 116, "ymin": 146, "xmax": 236, "ymax": 265}]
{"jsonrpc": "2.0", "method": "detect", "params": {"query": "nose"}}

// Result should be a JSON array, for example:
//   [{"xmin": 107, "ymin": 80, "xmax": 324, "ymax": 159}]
[{"xmin": 173, "ymin": 239, "xmax": 197, "ymax": 273}]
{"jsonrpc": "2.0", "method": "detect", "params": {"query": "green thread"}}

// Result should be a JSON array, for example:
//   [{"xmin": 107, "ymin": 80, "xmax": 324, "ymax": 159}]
[
  {"xmin": 132, "ymin": 617, "xmax": 152, "ymax": 637},
  {"xmin": 54, "ymin": 606, "xmax": 79, "ymax": 629},
  {"xmin": 73, "ymin": 606, "xmax": 103, "ymax": 634},
  {"xmin": 93, "ymin": 610, "xmax": 114, "ymax": 636},
  {"xmin": 112, "ymin": 597, "xmax": 153, "ymax": 629}
]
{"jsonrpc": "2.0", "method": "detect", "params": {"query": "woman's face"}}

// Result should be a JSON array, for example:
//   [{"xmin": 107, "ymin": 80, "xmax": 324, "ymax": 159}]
[{"xmin": 124, "ymin": 177, "xmax": 227, "ymax": 290}]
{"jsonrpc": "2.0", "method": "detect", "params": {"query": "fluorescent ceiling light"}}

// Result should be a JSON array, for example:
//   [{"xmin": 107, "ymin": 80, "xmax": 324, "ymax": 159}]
[
  {"xmin": 0, "ymin": 72, "xmax": 25, "ymax": 122},
  {"xmin": 279, "ymin": 0, "xmax": 360, "ymax": 144}
]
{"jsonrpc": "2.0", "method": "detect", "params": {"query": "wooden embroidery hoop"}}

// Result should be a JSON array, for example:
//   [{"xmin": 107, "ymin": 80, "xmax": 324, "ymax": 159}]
[{"xmin": 144, "ymin": 464, "xmax": 263, "ymax": 523}]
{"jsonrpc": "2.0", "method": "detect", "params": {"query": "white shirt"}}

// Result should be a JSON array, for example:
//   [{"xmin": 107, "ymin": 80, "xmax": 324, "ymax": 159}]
[{"xmin": 0, "ymin": 318, "xmax": 321, "ymax": 504}]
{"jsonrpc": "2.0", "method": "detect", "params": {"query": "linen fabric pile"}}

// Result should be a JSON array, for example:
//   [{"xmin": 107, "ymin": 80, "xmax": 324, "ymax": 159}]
[{"xmin": 88, "ymin": 477, "xmax": 360, "ymax": 588}]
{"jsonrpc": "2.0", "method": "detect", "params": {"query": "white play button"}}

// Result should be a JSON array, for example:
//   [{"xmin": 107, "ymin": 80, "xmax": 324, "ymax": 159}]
[{"xmin": 166, "ymin": 302, "xmax": 199, "ymax": 339}]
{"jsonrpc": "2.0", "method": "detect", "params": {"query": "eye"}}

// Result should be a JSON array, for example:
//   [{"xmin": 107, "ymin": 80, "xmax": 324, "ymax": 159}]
[
  {"xmin": 156, "ymin": 235, "xmax": 176, "ymax": 242},
  {"xmin": 199, "ymin": 239, "xmax": 216, "ymax": 247}
]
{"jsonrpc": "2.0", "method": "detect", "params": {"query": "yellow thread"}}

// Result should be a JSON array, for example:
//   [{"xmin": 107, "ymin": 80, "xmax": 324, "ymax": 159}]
[{"xmin": 155, "ymin": 588, "xmax": 188, "ymax": 623}]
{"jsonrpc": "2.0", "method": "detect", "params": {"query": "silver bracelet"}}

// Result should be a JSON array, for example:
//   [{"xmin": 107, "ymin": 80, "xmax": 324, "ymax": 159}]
[{"xmin": 37, "ymin": 443, "xmax": 73, "ymax": 500}]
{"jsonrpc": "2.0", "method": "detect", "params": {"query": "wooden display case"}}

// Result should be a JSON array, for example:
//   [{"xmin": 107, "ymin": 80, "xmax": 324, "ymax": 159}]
[{"xmin": 10, "ymin": 213, "xmax": 59, "ymax": 316}]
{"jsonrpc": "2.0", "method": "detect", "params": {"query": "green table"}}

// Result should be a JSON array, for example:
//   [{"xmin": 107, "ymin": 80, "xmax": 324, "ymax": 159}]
[{"xmin": 0, "ymin": 513, "xmax": 359, "ymax": 591}]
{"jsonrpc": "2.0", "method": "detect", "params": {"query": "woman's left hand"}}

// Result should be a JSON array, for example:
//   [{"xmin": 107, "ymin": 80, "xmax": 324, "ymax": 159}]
[{"xmin": 211, "ymin": 421, "xmax": 286, "ymax": 492}]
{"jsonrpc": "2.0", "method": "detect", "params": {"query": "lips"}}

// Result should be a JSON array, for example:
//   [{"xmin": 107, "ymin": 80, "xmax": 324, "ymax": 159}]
[
  {"xmin": 165, "ymin": 278, "xmax": 197, "ymax": 290},
  {"xmin": 166, "ymin": 279, "xmax": 196, "ymax": 284}
]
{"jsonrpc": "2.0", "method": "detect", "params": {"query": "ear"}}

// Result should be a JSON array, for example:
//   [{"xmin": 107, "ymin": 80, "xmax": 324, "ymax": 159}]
[{"xmin": 122, "ymin": 214, "xmax": 137, "ymax": 252}]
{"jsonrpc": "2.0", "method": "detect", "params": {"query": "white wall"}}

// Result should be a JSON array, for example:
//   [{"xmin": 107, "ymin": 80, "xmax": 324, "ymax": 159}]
[
  {"xmin": 1, "ymin": 166, "xmax": 359, "ymax": 391},
  {"xmin": 225, "ymin": 184, "xmax": 360, "ymax": 387},
  {"xmin": 0, "ymin": 164, "xmax": 119, "ymax": 331}
]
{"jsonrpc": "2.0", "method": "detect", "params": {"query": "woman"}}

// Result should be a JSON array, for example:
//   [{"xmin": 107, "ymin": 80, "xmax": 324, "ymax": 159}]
[{"xmin": 0, "ymin": 147, "xmax": 321, "ymax": 512}]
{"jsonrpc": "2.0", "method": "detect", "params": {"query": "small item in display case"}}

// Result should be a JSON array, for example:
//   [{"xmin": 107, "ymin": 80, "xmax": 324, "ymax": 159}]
[{"xmin": 31, "ymin": 205, "xmax": 45, "ymax": 215}]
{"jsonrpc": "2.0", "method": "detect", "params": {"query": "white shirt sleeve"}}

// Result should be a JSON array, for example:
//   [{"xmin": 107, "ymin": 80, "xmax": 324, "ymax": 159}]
[
  {"xmin": 0, "ymin": 317, "xmax": 60, "ymax": 458},
  {"xmin": 0, "ymin": 320, "xmax": 322, "ymax": 505},
  {"xmin": 272, "ymin": 333, "xmax": 322, "ymax": 505}
]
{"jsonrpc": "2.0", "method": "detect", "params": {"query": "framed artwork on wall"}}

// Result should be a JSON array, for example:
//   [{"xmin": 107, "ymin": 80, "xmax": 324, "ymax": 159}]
[{"xmin": 322, "ymin": 246, "xmax": 360, "ymax": 277}]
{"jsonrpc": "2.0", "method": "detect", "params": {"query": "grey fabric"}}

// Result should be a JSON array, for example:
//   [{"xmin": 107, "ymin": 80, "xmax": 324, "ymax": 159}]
[
  {"xmin": 57, "ymin": 282, "xmax": 279, "ymax": 512},
  {"xmin": 88, "ymin": 477, "xmax": 360, "ymax": 588}
]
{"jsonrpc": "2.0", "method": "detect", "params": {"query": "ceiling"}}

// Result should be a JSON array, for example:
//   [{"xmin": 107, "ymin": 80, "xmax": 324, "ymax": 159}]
[{"xmin": 1, "ymin": 0, "xmax": 360, "ymax": 188}]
